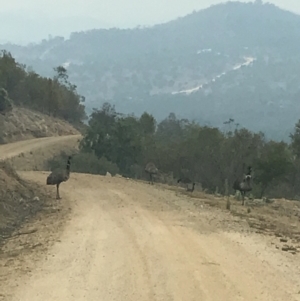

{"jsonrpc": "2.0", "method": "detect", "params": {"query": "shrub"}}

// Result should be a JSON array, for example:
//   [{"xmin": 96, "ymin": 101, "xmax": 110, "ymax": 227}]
[
  {"xmin": 0, "ymin": 88, "xmax": 12, "ymax": 115},
  {"xmin": 47, "ymin": 151, "xmax": 120, "ymax": 176}
]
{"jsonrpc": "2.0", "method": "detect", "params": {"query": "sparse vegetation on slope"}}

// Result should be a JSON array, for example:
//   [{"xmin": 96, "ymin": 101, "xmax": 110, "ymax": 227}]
[
  {"xmin": 0, "ymin": 50, "xmax": 86, "ymax": 126},
  {"xmin": 0, "ymin": 50, "xmax": 84, "ymax": 143},
  {"xmin": 0, "ymin": 107, "xmax": 80, "ymax": 144}
]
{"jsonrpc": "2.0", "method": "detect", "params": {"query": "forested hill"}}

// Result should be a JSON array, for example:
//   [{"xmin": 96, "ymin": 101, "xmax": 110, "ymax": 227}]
[
  {"xmin": 2, "ymin": 1, "xmax": 300, "ymax": 140},
  {"xmin": 0, "ymin": 51, "xmax": 86, "ymax": 126}
]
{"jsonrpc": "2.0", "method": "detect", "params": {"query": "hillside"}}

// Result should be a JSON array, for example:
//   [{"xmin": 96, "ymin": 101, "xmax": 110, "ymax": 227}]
[
  {"xmin": 0, "ymin": 107, "xmax": 79, "ymax": 144},
  {"xmin": 2, "ymin": 1, "xmax": 300, "ymax": 139}
]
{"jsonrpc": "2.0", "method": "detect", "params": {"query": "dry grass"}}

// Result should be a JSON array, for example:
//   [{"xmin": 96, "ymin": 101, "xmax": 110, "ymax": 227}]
[
  {"xmin": 0, "ymin": 107, "xmax": 79, "ymax": 144},
  {"xmin": 152, "ymin": 181, "xmax": 300, "ymax": 255},
  {"xmin": 0, "ymin": 161, "xmax": 49, "ymax": 247},
  {"xmin": 8, "ymin": 138, "xmax": 80, "ymax": 171}
]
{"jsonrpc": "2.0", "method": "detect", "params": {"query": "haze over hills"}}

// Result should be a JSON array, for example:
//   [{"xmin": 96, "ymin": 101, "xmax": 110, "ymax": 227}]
[
  {"xmin": 1, "ymin": 1, "xmax": 300, "ymax": 140},
  {"xmin": 0, "ymin": 11, "xmax": 112, "ymax": 44}
]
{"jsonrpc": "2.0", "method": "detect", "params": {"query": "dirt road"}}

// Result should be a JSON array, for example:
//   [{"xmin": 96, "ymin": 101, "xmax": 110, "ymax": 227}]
[
  {"xmin": 0, "ymin": 135, "xmax": 81, "ymax": 161},
  {"xmin": 1, "ymin": 137, "xmax": 300, "ymax": 300}
]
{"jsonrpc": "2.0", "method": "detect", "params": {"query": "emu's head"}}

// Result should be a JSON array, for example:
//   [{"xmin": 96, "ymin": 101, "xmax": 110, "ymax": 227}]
[{"xmin": 244, "ymin": 174, "xmax": 252, "ymax": 182}]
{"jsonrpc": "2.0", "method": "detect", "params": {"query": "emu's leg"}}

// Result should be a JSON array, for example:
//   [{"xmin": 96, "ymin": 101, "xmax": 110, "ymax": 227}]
[
  {"xmin": 241, "ymin": 191, "xmax": 245, "ymax": 206},
  {"xmin": 56, "ymin": 183, "xmax": 61, "ymax": 200}
]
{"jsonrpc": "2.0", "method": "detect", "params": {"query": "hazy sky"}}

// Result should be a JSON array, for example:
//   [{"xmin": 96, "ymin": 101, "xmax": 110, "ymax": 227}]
[{"xmin": 0, "ymin": 0, "xmax": 300, "ymax": 43}]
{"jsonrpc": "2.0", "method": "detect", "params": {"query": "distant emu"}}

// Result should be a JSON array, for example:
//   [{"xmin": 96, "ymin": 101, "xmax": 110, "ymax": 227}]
[
  {"xmin": 145, "ymin": 162, "xmax": 158, "ymax": 185},
  {"xmin": 187, "ymin": 182, "xmax": 196, "ymax": 192},
  {"xmin": 46, "ymin": 156, "xmax": 72, "ymax": 199},
  {"xmin": 177, "ymin": 177, "xmax": 192, "ymax": 190},
  {"xmin": 233, "ymin": 166, "xmax": 252, "ymax": 206}
]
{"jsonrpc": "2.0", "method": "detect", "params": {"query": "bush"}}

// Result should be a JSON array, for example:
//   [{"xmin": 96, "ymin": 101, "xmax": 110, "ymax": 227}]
[
  {"xmin": 47, "ymin": 151, "xmax": 120, "ymax": 176},
  {"xmin": 0, "ymin": 88, "xmax": 13, "ymax": 115},
  {"xmin": 72, "ymin": 153, "xmax": 120, "ymax": 175}
]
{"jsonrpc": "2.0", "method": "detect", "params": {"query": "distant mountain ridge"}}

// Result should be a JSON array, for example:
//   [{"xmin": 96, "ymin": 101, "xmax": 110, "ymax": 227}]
[{"xmin": 1, "ymin": 1, "xmax": 300, "ymax": 140}]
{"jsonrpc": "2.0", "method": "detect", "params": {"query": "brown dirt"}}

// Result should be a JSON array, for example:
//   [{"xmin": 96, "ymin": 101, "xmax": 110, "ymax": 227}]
[
  {"xmin": 7, "ymin": 136, "xmax": 81, "ymax": 171},
  {"xmin": 0, "ymin": 137, "xmax": 300, "ymax": 300},
  {"xmin": 0, "ymin": 135, "xmax": 81, "ymax": 163},
  {"xmin": 0, "ymin": 161, "xmax": 44, "ymax": 243},
  {"xmin": 174, "ymin": 187, "xmax": 300, "ymax": 255},
  {"xmin": 0, "ymin": 107, "xmax": 80, "ymax": 144},
  {"xmin": 0, "ymin": 135, "xmax": 80, "ymax": 247}
]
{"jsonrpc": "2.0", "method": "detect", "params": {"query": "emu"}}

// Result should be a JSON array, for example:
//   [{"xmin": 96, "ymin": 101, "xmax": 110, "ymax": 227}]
[
  {"xmin": 145, "ymin": 162, "xmax": 158, "ymax": 185},
  {"xmin": 177, "ymin": 177, "xmax": 192, "ymax": 190},
  {"xmin": 187, "ymin": 182, "xmax": 196, "ymax": 192},
  {"xmin": 233, "ymin": 166, "xmax": 252, "ymax": 206},
  {"xmin": 46, "ymin": 156, "xmax": 72, "ymax": 199}
]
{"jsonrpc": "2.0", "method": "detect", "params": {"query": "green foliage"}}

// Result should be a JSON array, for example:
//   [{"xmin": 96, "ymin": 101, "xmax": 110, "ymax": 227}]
[
  {"xmin": 139, "ymin": 112, "xmax": 156, "ymax": 135},
  {"xmin": 254, "ymin": 141, "xmax": 292, "ymax": 197},
  {"xmin": 77, "ymin": 104, "xmax": 300, "ymax": 199},
  {"xmin": 80, "ymin": 103, "xmax": 144, "ymax": 176},
  {"xmin": 0, "ymin": 88, "xmax": 12, "ymax": 114},
  {"xmin": 0, "ymin": 50, "xmax": 86, "ymax": 125},
  {"xmin": 47, "ymin": 151, "xmax": 119, "ymax": 176},
  {"xmin": 290, "ymin": 120, "xmax": 300, "ymax": 159}
]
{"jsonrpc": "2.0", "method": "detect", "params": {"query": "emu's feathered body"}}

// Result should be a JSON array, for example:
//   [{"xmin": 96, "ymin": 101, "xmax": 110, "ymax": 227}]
[
  {"xmin": 177, "ymin": 177, "xmax": 192, "ymax": 189},
  {"xmin": 233, "ymin": 166, "xmax": 252, "ymax": 206},
  {"xmin": 187, "ymin": 182, "xmax": 195, "ymax": 192},
  {"xmin": 177, "ymin": 177, "xmax": 192, "ymax": 184},
  {"xmin": 145, "ymin": 162, "xmax": 158, "ymax": 184},
  {"xmin": 47, "ymin": 156, "xmax": 71, "ymax": 199}
]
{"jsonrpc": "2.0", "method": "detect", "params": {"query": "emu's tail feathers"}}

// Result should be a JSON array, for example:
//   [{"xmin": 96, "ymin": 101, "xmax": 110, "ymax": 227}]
[{"xmin": 46, "ymin": 173, "xmax": 55, "ymax": 185}]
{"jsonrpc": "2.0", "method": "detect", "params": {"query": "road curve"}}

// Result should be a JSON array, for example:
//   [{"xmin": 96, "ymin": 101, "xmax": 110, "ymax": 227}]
[
  {"xmin": 0, "ymin": 135, "xmax": 299, "ymax": 300},
  {"xmin": 0, "ymin": 135, "xmax": 82, "ymax": 161},
  {"xmin": 6, "ymin": 171, "xmax": 300, "ymax": 301}
]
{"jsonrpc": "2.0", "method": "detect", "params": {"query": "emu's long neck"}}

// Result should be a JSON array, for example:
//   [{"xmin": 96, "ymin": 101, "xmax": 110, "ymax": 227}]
[
  {"xmin": 245, "ymin": 177, "xmax": 252, "ymax": 188},
  {"xmin": 246, "ymin": 167, "xmax": 252, "ymax": 176}
]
